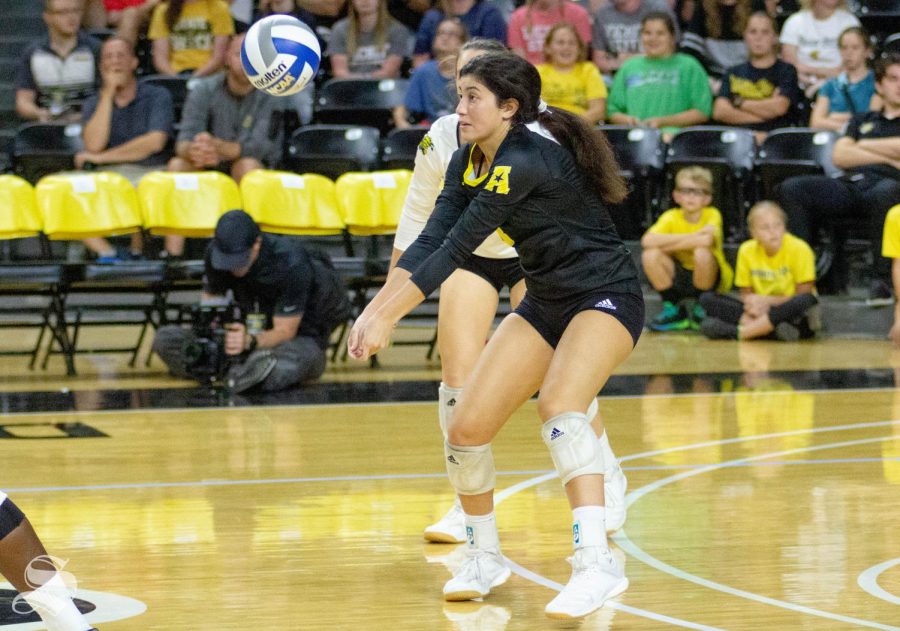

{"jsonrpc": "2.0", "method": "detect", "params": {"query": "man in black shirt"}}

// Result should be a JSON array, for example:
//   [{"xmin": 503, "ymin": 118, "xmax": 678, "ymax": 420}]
[
  {"xmin": 152, "ymin": 211, "xmax": 350, "ymax": 393},
  {"xmin": 778, "ymin": 54, "xmax": 900, "ymax": 297}
]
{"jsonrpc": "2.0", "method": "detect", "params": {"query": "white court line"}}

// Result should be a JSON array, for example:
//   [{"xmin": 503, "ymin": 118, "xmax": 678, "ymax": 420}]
[
  {"xmin": 615, "ymin": 433, "xmax": 900, "ymax": 630},
  {"xmin": 496, "ymin": 419, "xmax": 900, "ymax": 630},
  {"xmin": 858, "ymin": 559, "xmax": 900, "ymax": 606},
  {"xmin": 494, "ymin": 475, "xmax": 724, "ymax": 628}
]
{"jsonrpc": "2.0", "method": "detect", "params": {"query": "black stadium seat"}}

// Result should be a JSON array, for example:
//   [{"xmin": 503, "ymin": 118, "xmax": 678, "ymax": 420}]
[
  {"xmin": 315, "ymin": 78, "xmax": 409, "ymax": 135},
  {"xmin": 754, "ymin": 127, "xmax": 841, "ymax": 200},
  {"xmin": 598, "ymin": 125, "xmax": 666, "ymax": 239},
  {"xmin": 381, "ymin": 127, "xmax": 429, "ymax": 170},
  {"xmin": 285, "ymin": 124, "xmax": 381, "ymax": 180},
  {"xmin": 12, "ymin": 123, "xmax": 83, "ymax": 184}
]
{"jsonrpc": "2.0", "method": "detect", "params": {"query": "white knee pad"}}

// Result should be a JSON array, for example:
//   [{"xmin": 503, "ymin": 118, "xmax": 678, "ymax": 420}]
[
  {"xmin": 438, "ymin": 382, "xmax": 463, "ymax": 441},
  {"xmin": 445, "ymin": 442, "xmax": 496, "ymax": 495},
  {"xmin": 542, "ymin": 412, "xmax": 605, "ymax": 485}
]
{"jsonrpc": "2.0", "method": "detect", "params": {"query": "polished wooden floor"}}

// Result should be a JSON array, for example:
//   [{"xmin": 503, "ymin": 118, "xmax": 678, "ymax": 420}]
[{"xmin": 1, "ymin": 327, "xmax": 899, "ymax": 630}]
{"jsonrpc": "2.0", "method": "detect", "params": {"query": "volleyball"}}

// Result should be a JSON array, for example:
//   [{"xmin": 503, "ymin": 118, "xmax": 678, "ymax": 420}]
[{"xmin": 241, "ymin": 14, "xmax": 320, "ymax": 96}]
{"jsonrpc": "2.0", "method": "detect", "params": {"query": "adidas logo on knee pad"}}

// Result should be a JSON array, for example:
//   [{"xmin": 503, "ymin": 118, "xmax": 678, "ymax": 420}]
[
  {"xmin": 447, "ymin": 454, "xmax": 460, "ymax": 465},
  {"xmin": 550, "ymin": 427, "xmax": 565, "ymax": 440}
]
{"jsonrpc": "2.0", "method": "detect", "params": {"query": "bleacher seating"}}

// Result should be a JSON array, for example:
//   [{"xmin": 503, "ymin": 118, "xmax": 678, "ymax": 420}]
[
  {"xmin": 599, "ymin": 125, "xmax": 666, "ymax": 239},
  {"xmin": 13, "ymin": 123, "xmax": 83, "ymax": 184},
  {"xmin": 381, "ymin": 127, "xmax": 429, "ymax": 171},
  {"xmin": 286, "ymin": 124, "xmax": 381, "ymax": 180},
  {"xmin": 315, "ymin": 78, "xmax": 409, "ymax": 135}
]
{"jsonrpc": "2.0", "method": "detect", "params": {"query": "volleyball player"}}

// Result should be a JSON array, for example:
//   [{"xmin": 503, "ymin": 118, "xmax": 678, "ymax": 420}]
[
  {"xmin": 0, "ymin": 492, "xmax": 97, "ymax": 630},
  {"xmin": 394, "ymin": 39, "xmax": 628, "ymax": 545},
  {"xmin": 350, "ymin": 53, "xmax": 643, "ymax": 619}
]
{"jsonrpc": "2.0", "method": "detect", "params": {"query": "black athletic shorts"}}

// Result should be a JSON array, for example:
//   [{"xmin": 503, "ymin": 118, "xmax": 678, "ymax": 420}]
[
  {"xmin": 514, "ymin": 287, "xmax": 645, "ymax": 349},
  {"xmin": 458, "ymin": 255, "xmax": 525, "ymax": 293}
]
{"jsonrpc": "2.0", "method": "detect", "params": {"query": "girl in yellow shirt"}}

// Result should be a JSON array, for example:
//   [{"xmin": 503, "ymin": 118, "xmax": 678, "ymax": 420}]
[
  {"xmin": 536, "ymin": 22, "xmax": 607, "ymax": 124},
  {"xmin": 700, "ymin": 201, "xmax": 820, "ymax": 341},
  {"xmin": 149, "ymin": 0, "xmax": 234, "ymax": 76}
]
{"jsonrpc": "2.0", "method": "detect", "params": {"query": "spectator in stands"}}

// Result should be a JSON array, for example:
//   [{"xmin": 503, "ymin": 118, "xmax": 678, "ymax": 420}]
[
  {"xmin": 393, "ymin": 18, "xmax": 467, "ymax": 128},
  {"xmin": 642, "ymin": 166, "xmax": 733, "ymax": 331},
  {"xmin": 327, "ymin": 0, "xmax": 409, "ymax": 78},
  {"xmin": 166, "ymin": 33, "xmax": 313, "ymax": 255},
  {"xmin": 809, "ymin": 26, "xmax": 879, "ymax": 131},
  {"xmin": 148, "ymin": 0, "xmax": 234, "ymax": 77},
  {"xmin": 260, "ymin": 0, "xmax": 348, "ymax": 38},
  {"xmin": 712, "ymin": 12, "xmax": 801, "ymax": 140},
  {"xmin": 76, "ymin": 37, "xmax": 174, "ymax": 261},
  {"xmin": 778, "ymin": 54, "xmax": 900, "ymax": 300},
  {"xmin": 607, "ymin": 12, "xmax": 712, "ymax": 139},
  {"xmin": 152, "ymin": 210, "xmax": 351, "ymax": 393},
  {"xmin": 751, "ymin": 0, "xmax": 798, "ymax": 30},
  {"xmin": 880, "ymin": 204, "xmax": 900, "ymax": 345},
  {"xmin": 536, "ymin": 22, "xmax": 607, "ymax": 124},
  {"xmin": 506, "ymin": 0, "xmax": 591, "ymax": 65},
  {"xmin": 261, "ymin": 0, "xmax": 321, "ymax": 42},
  {"xmin": 779, "ymin": 0, "xmax": 860, "ymax": 96},
  {"xmin": 683, "ymin": 0, "xmax": 752, "ymax": 74},
  {"xmin": 413, "ymin": 0, "xmax": 507, "ymax": 67},
  {"xmin": 700, "ymin": 200, "xmax": 819, "ymax": 340},
  {"xmin": 104, "ymin": 0, "xmax": 161, "ymax": 45},
  {"xmin": 591, "ymin": 0, "xmax": 678, "ymax": 76},
  {"xmin": 15, "ymin": 0, "xmax": 102, "ymax": 123}
]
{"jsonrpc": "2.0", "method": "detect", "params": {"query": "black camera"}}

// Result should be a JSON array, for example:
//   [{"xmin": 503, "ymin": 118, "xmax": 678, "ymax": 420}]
[{"xmin": 183, "ymin": 296, "xmax": 243, "ymax": 388}]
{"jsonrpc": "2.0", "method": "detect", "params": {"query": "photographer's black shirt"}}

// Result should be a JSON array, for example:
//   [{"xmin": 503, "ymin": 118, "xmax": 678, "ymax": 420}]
[{"xmin": 204, "ymin": 235, "xmax": 346, "ymax": 348}]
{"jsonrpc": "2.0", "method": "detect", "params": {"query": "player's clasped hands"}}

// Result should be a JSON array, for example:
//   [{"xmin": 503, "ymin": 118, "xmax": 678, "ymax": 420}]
[{"xmin": 347, "ymin": 313, "xmax": 394, "ymax": 361}]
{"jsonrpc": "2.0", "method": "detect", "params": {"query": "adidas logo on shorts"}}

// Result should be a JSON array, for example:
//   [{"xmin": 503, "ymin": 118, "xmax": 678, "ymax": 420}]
[
  {"xmin": 550, "ymin": 427, "xmax": 564, "ymax": 440},
  {"xmin": 594, "ymin": 298, "xmax": 617, "ymax": 311}
]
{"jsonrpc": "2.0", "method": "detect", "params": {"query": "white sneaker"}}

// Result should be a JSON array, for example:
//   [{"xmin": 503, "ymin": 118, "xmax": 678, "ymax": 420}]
[
  {"xmin": 443, "ymin": 549, "xmax": 511, "ymax": 601},
  {"xmin": 425, "ymin": 502, "xmax": 467, "ymax": 543},
  {"xmin": 604, "ymin": 463, "xmax": 627, "ymax": 533},
  {"xmin": 545, "ymin": 546, "xmax": 628, "ymax": 619}
]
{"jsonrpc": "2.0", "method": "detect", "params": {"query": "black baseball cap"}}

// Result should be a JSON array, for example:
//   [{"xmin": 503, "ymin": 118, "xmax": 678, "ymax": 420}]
[{"xmin": 210, "ymin": 210, "xmax": 261, "ymax": 272}]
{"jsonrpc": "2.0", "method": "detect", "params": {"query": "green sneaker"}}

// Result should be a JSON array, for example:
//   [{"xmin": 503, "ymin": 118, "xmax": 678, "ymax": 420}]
[
  {"xmin": 687, "ymin": 301, "xmax": 706, "ymax": 331},
  {"xmin": 649, "ymin": 301, "xmax": 691, "ymax": 331}
]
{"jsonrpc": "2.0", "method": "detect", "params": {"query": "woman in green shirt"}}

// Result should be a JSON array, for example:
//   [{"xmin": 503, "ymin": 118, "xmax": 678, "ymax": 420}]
[{"xmin": 607, "ymin": 11, "xmax": 712, "ymax": 138}]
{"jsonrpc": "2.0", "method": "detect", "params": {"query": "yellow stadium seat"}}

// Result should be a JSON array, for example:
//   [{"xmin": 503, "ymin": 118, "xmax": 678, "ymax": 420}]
[
  {"xmin": 0, "ymin": 175, "xmax": 41, "ymax": 239},
  {"xmin": 335, "ymin": 169, "xmax": 412, "ymax": 236},
  {"xmin": 240, "ymin": 170, "xmax": 345, "ymax": 236},
  {"xmin": 138, "ymin": 171, "xmax": 241, "ymax": 237},
  {"xmin": 36, "ymin": 171, "xmax": 142, "ymax": 240}
]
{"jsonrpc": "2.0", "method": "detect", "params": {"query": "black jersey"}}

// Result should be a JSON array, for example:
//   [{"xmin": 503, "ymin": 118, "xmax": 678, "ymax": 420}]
[{"xmin": 397, "ymin": 125, "xmax": 640, "ymax": 300}]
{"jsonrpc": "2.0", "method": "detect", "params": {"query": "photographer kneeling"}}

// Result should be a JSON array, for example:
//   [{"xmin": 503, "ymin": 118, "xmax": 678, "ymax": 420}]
[{"xmin": 152, "ymin": 210, "xmax": 350, "ymax": 393}]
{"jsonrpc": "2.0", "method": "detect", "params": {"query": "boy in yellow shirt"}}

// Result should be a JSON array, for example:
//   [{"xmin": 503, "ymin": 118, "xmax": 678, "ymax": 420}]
[
  {"xmin": 641, "ymin": 166, "xmax": 733, "ymax": 331},
  {"xmin": 700, "ymin": 201, "xmax": 819, "ymax": 341},
  {"xmin": 881, "ymin": 204, "xmax": 900, "ymax": 346}
]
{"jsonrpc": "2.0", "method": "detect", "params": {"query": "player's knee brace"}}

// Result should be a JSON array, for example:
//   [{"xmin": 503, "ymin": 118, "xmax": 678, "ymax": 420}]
[
  {"xmin": 445, "ymin": 442, "xmax": 496, "ymax": 495},
  {"xmin": 0, "ymin": 496, "xmax": 26, "ymax": 541},
  {"xmin": 541, "ymin": 412, "xmax": 605, "ymax": 485},
  {"xmin": 438, "ymin": 383, "xmax": 463, "ymax": 441}
]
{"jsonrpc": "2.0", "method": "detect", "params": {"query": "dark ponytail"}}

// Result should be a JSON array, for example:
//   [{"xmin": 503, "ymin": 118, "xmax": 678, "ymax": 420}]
[
  {"xmin": 459, "ymin": 54, "xmax": 627, "ymax": 205},
  {"xmin": 537, "ymin": 109, "xmax": 627, "ymax": 205}
]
